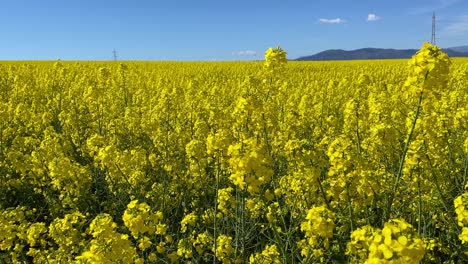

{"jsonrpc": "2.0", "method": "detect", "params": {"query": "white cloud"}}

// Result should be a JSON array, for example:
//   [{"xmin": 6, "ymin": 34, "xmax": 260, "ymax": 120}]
[
  {"xmin": 237, "ymin": 50, "xmax": 258, "ymax": 56},
  {"xmin": 367, "ymin": 13, "xmax": 381, "ymax": 22},
  {"xmin": 442, "ymin": 15, "xmax": 468, "ymax": 36},
  {"xmin": 319, "ymin": 18, "xmax": 346, "ymax": 24}
]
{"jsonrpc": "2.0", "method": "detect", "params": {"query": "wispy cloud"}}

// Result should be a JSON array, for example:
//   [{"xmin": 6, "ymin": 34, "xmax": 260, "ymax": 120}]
[
  {"xmin": 237, "ymin": 50, "xmax": 258, "ymax": 56},
  {"xmin": 319, "ymin": 18, "xmax": 346, "ymax": 24},
  {"xmin": 441, "ymin": 15, "xmax": 468, "ymax": 36},
  {"xmin": 367, "ymin": 13, "xmax": 381, "ymax": 22}
]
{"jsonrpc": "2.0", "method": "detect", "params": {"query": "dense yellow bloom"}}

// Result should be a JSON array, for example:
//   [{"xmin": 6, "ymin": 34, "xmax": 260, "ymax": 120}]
[
  {"xmin": 215, "ymin": 235, "xmax": 234, "ymax": 263},
  {"xmin": 76, "ymin": 214, "xmax": 139, "ymax": 264},
  {"xmin": 264, "ymin": 46, "xmax": 287, "ymax": 70},
  {"xmin": 347, "ymin": 219, "xmax": 425, "ymax": 263},
  {"xmin": 217, "ymin": 187, "xmax": 236, "ymax": 216},
  {"xmin": 405, "ymin": 42, "xmax": 450, "ymax": 94},
  {"xmin": 455, "ymin": 193, "xmax": 468, "ymax": 244},
  {"xmin": 249, "ymin": 244, "xmax": 281, "ymax": 264},
  {"xmin": 0, "ymin": 44, "xmax": 466, "ymax": 263},
  {"xmin": 246, "ymin": 197, "xmax": 265, "ymax": 218},
  {"xmin": 47, "ymin": 212, "xmax": 86, "ymax": 261},
  {"xmin": 227, "ymin": 137, "xmax": 274, "ymax": 194},
  {"xmin": 122, "ymin": 200, "xmax": 165, "ymax": 238},
  {"xmin": 300, "ymin": 205, "xmax": 336, "ymax": 253},
  {"xmin": 180, "ymin": 211, "xmax": 198, "ymax": 233},
  {"xmin": 26, "ymin": 222, "xmax": 47, "ymax": 247},
  {"xmin": 138, "ymin": 236, "xmax": 152, "ymax": 250},
  {"xmin": 0, "ymin": 207, "xmax": 29, "ymax": 253},
  {"xmin": 177, "ymin": 238, "xmax": 193, "ymax": 259},
  {"xmin": 193, "ymin": 232, "xmax": 213, "ymax": 255},
  {"xmin": 186, "ymin": 139, "xmax": 205, "ymax": 160}
]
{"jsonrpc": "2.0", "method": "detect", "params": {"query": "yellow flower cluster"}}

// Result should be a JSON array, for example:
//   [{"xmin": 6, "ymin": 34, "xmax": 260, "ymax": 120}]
[
  {"xmin": 122, "ymin": 200, "xmax": 165, "ymax": 238},
  {"xmin": 246, "ymin": 197, "xmax": 266, "ymax": 218},
  {"xmin": 264, "ymin": 46, "xmax": 287, "ymax": 71},
  {"xmin": 0, "ymin": 207, "xmax": 27, "ymax": 252},
  {"xmin": 300, "ymin": 205, "xmax": 335, "ymax": 258},
  {"xmin": 347, "ymin": 219, "xmax": 425, "ymax": 263},
  {"xmin": 227, "ymin": 137, "xmax": 274, "ymax": 194},
  {"xmin": 48, "ymin": 212, "xmax": 86, "ymax": 261},
  {"xmin": 177, "ymin": 237, "xmax": 193, "ymax": 259},
  {"xmin": 249, "ymin": 244, "xmax": 281, "ymax": 264},
  {"xmin": 180, "ymin": 211, "xmax": 198, "ymax": 233},
  {"xmin": 217, "ymin": 187, "xmax": 236, "ymax": 216},
  {"xmin": 454, "ymin": 192, "xmax": 468, "ymax": 243},
  {"xmin": 405, "ymin": 42, "xmax": 451, "ymax": 95},
  {"xmin": 215, "ymin": 235, "xmax": 234, "ymax": 263},
  {"xmin": 193, "ymin": 232, "xmax": 213, "ymax": 255},
  {"xmin": 76, "ymin": 214, "xmax": 142, "ymax": 264}
]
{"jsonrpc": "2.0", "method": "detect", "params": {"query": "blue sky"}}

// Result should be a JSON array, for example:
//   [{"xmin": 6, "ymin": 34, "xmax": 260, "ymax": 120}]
[{"xmin": 0, "ymin": 0, "xmax": 467, "ymax": 60}]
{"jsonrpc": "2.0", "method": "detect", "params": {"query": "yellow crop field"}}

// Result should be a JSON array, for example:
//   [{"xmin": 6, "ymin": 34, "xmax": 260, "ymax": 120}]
[{"xmin": 1, "ymin": 43, "xmax": 467, "ymax": 263}]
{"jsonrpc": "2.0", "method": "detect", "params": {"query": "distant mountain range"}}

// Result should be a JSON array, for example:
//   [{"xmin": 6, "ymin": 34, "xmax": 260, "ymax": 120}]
[
  {"xmin": 295, "ymin": 45, "xmax": 468, "ymax": 61},
  {"xmin": 448, "ymin": 45, "xmax": 468, "ymax": 53}
]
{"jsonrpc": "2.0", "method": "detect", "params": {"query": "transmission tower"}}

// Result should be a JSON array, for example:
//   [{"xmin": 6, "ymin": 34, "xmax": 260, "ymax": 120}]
[
  {"xmin": 431, "ymin": 12, "xmax": 436, "ymax": 45},
  {"xmin": 113, "ymin": 49, "xmax": 118, "ymax": 61}
]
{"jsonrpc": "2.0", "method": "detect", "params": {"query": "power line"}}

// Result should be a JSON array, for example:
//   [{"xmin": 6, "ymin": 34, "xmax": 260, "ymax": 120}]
[
  {"xmin": 113, "ymin": 49, "xmax": 118, "ymax": 61},
  {"xmin": 431, "ymin": 12, "xmax": 436, "ymax": 45}
]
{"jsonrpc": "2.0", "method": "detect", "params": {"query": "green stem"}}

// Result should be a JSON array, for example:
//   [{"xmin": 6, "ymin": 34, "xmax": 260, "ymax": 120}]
[
  {"xmin": 385, "ymin": 89, "xmax": 423, "ymax": 221},
  {"xmin": 316, "ymin": 167, "xmax": 331, "ymax": 210},
  {"xmin": 346, "ymin": 182, "xmax": 355, "ymax": 231},
  {"xmin": 417, "ymin": 170, "xmax": 422, "ymax": 235},
  {"xmin": 213, "ymin": 156, "xmax": 220, "ymax": 263}
]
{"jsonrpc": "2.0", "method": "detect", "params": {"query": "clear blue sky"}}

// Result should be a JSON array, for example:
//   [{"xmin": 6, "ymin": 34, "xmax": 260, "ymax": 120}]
[{"xmin": 1, "ymin": 0, "xmax": 467, "ymax": 60}]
